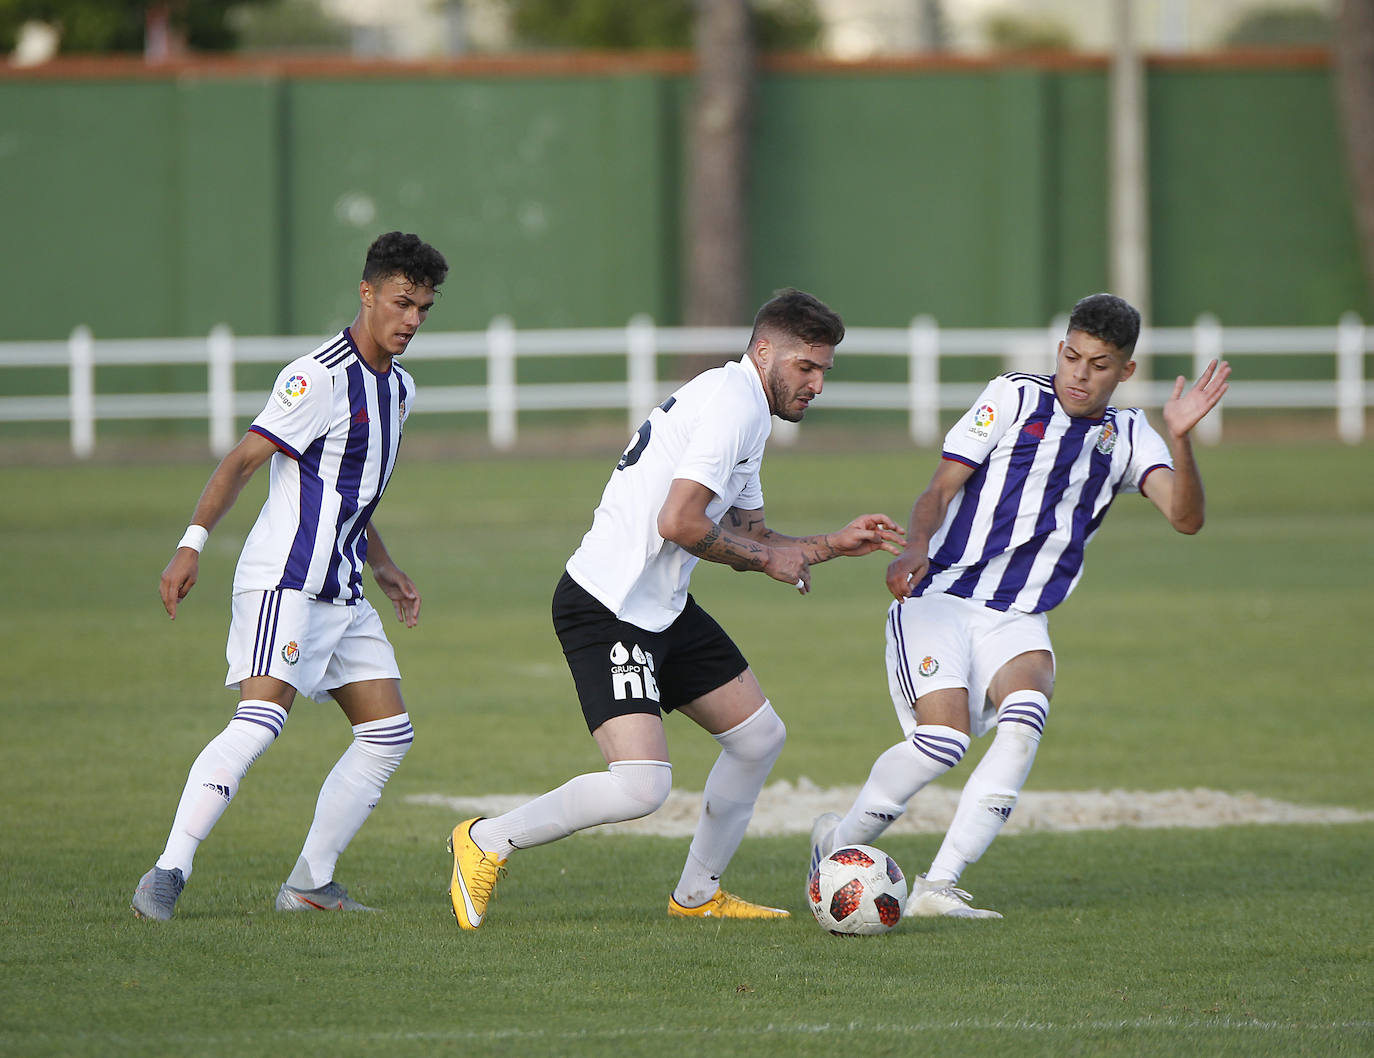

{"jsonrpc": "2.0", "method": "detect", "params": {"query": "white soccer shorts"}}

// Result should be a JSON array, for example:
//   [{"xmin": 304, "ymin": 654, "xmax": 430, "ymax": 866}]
[
  {"xmin": 225, "ymin": 589, "xmax": 401, "ymax": 703},
  {"xmin": 885, "ymin": 593, "xmax": 1054, "ymax": 739}
]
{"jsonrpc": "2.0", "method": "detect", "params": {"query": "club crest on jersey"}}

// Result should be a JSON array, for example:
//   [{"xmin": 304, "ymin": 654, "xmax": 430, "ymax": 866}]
[
  {"xmin": 281, "ymin": 641, "xmax": 300, "ymax": 665},
  {"xmin": 1095, "ymin": 420, "xmax": 1117, "ymax": 455},
  {"xmin": 273, "ymin": 373, "xmax": 311, "ymax": 411},
  {"xmin": 918, "ymin": 655, "xmax": 940, "ymax": 677},
  {"xmin": 968, "ymin": 402, "xmax": 996, "ymax": 442},
  {"xmin": 609, "ymin": 640, "xmax": 660, "ymax": 702}
]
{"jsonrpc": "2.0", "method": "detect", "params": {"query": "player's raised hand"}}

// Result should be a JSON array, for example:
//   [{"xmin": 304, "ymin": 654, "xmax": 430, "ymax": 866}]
[
  {"xmin": 1163, "ymin": 358, "xmax": 1231, "ymax": 439},
  {"xmin": 160, "ymin": 549, "xmax": 200, "ymax": 619},
  {"xmin": 372, "ymin": 560, "xmax": 422, "ymax": 628},
  {"xmin": 828, "ymin": 514, "xmax": 906, "ymax": 558}
]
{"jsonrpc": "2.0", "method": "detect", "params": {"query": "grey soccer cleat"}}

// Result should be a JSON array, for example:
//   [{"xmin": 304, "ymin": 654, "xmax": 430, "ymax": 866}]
[
  {"xmin": 904, "ymin": 875, "xmax": 1002, "ymax": 919},
  {"xmin": 275, "ymin": 881, "xmax": 379, "ymax": 912},
  {"xmin": 132, "ymin": 866, "xmax": 186, "ymax": 921},
  {"xmin": 808, "ymin": 812, "xmax": 841, "ymax": 877}
]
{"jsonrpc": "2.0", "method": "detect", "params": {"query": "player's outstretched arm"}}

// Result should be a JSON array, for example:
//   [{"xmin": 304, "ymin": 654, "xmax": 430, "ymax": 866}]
[
  {"xmin": 366, "ymin": 523, "xmax": 421, "ymax": 628},
  {"xmin": 159, "ymin": 431, "xmax": 277, "ymax": 619},
  {"xmin": 724, "ymin": 508, "xmax": 905, "ymax": 564},
  {"xmin": 1144, "ymin": 359, "xmax": 1231, "ymax": 535},
  {"xmin": 657, "ymin": 478, "xmax": 814, "ymax": 588}
]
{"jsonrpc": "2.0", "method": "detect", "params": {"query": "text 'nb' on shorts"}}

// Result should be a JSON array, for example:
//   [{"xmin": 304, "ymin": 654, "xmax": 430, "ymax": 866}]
[{"xmin": 552, "ymin": 572, "xmax": 748, "ymax": 733}]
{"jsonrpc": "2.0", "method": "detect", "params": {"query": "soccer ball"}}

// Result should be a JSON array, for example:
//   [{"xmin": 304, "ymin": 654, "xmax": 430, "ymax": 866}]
[{"xmin": 807, "ymin": 844, "xmax": 907, "ymax": 936}]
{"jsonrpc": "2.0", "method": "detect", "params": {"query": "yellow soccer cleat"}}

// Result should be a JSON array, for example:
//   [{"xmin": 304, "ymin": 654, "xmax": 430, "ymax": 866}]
[
  {"xmin": 667, "ymin": 889, "xmax": 790, "ymax": 920},
  {"xmin": 447, "ymin": 817, "xmax": 507, "ymax": 929}
]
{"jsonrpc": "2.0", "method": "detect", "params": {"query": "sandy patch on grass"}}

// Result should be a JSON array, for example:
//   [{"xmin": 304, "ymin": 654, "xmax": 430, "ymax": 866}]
[{"xmin": 405, "ymin": 778, "xmax": 1373, "ymax": 837}]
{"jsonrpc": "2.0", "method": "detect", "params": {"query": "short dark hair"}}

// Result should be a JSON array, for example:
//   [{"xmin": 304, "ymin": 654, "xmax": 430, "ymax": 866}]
[
  {"xmin": 362, "ymin": 231, "xmax": 448, "ymax": 290},
  {"xmin": 1067, "ymin": 293, "xmax": 1140, "ymax": 355},
  {"xmin": 749, "ymin": 288, "xmax": 844, "ymax": 350}
]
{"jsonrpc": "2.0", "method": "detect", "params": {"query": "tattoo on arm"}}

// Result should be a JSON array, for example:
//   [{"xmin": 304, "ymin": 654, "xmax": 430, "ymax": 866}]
[
  {"xmin": 686, "ymin": 521, "xmax": 767, "ymax": 572},
  {"xmin": 725, "ymin": 509, "xmax": 769, "ymax": 537}
]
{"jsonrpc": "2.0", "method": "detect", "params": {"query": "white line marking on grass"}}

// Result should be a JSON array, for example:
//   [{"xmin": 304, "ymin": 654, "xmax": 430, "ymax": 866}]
[
  {"xmin": 405, "ymin": 780, "xmax": 1374, "ymax": 837},
  {"xmin": 221, "ymin": 1017, "xmax": 1374, "ymax": 1044}
]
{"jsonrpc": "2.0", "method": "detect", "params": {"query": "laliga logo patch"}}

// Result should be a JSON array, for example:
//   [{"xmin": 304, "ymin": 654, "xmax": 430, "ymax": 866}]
[
  {"xmin": 281, "ymin": 641, "xmax": 300, "ymax": 665},
  {"xmin": 1095, "ymin": 420, "xmax": 1117, "ymax": 455},
  {"xmin": 273, "ymin": 373, "xmax": 310, "ymax": 411},
  {"xmin": 918, "ymin": 655, "xmax": 939, "ymax": 677},
  {"xmin": 967, "ymin": 402, "xmax": 996, "ymax": 442}
]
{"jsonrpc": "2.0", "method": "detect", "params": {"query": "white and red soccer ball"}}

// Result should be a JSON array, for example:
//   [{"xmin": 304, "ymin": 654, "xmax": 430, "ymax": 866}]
[{"xmin": 808, "ymin": 844, "xmax": 907, "ymax": 935}]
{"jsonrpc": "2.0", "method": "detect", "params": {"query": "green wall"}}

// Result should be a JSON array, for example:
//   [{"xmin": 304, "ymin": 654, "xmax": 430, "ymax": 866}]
[{"xmin": 0, "ymin": 59, "xmax": 1365, "ymax": 341}]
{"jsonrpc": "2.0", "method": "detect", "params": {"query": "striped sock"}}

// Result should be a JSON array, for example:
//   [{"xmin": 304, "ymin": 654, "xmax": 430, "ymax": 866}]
[
  {"xmin": 928, "ymin": 691, "xmax": 1049, "ymax": 882},
  {"xmin": 834, "ymin": 725, "xmax": 969, "ymax": 847},
  {"xmin": 156, "ymin": 700, "xmax": 289, "ymax": 879},
  {"xmin": 285, "ymin": 713, "xmax": 414, "ymax": 890}
]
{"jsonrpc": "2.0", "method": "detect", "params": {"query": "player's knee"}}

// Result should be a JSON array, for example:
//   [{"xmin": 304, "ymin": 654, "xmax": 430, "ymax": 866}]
[
  {"xmin": 715, "ymin": 700, "xmax": 786, "ymax": 765},
  {"xmin": 912, "ymin": 724, "xmax": 971, "ymax": 771},
  {"xmin": 608, "ymin": 760, "xmax": 673, "ymax": 814},
  {"xmin": 995, "ymin": 691, "xmax": 1049, "ymax": 745},
  {"xmin": 350, "ymin": 713, "xmax": 414, "ymax": 790}
]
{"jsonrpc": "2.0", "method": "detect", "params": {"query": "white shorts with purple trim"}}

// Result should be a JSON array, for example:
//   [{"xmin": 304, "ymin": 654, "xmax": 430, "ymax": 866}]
[
  {"xmin": 885, "ymin": 593, "xmax": 1054, "ymax": 739},
  {"xmin": 225, "ymin": 588, "xmax": 400, "ymax": 703}
]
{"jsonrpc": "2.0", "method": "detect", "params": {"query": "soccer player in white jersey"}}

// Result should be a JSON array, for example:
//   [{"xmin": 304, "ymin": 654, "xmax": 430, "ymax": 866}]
[
  {"xmin": 130, "ymin": 231, "xmax": 448, "ymax": 920},
  {"xmin": 810, "ymin": 293, "xmax": 1231, "ymax": 918},
  {"xmin": 447, "ymin": 289, "xmax": 905, "ymax": 928}
]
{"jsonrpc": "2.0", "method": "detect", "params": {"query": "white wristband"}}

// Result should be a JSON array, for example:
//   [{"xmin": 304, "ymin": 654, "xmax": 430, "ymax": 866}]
[{"xmin": 178, "ymin": 525, "xmax": 209, "ymax": 553}]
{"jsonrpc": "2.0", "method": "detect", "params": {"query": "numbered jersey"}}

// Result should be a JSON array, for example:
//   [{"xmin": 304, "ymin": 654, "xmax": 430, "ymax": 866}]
[
  {"xmin": 566, "ymin": 356, "xmax": 771, "ymax": 632},
  {"xmin": 232, "ymin": 329, "xmax": 413, "ymax": 604}
]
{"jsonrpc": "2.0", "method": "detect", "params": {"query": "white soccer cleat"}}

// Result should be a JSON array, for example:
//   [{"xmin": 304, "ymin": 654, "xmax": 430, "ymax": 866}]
[
  {"xmin": 904, "ymin": 874, "xmax": 1002, "ymax": 919},
  {"xmin": 808, "ymin": 812, "xmax": 841, "ymax": 877}
]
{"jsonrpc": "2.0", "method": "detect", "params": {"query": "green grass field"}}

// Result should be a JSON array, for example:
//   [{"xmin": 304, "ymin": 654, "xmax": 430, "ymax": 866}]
[{"xmin": 1, "ymin": 438, "xmax": 1371, "ymax": 1056}]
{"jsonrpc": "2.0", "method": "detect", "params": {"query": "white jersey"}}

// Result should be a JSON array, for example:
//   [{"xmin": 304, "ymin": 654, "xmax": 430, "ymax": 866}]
[
  {"xmin": 232, "ymin": 329, "xmax": 413, "ymax": 604},
  {"xmin": 913, "ymin": 371, "xmax": 1171, "ymax": 614},
  {"xmin": 566, "ymin": 356, "xmax": 771, "ymax": 632}
]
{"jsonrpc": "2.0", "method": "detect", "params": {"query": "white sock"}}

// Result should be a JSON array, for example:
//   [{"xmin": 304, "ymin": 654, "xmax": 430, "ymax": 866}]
[
  {"xmin": 833, "ymin": 725, "xmax": 969, "ymax": 849},
  {"xmin": 471, "ymin": 759, "xmax": 672, "ymax": 859},
  {"xmin": 673, "ymin": 701, "xmax": 786, "ymax": 907},
  {"xmin": 928, "ymin": 692, "xmax": 1049, "ymax": 883},
  {"xmin": 156, "ymin": 700, "xmax": 288, "ymax": 879},
  {"xmin": 284, "ymin": 713, "xmax": 413, "ymax": 890}
]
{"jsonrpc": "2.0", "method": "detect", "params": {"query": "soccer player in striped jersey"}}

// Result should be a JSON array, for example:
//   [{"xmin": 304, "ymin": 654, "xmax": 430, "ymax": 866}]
[
  {"xmin": 446, "ymin": 290, "xmax": 905, "ymax": 928},
  {"xmin": 131, "ymin": 231, "xmax": 447, "ymax": 920},
  {"xmin": 810, "ymin": 293, "xmax": 1231, "ymax": 918}
]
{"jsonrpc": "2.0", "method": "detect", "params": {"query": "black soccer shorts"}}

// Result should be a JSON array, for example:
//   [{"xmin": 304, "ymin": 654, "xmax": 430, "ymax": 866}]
[{"xmin": 551, "ymin": 571, "xmax": 749, "ymax": 733}]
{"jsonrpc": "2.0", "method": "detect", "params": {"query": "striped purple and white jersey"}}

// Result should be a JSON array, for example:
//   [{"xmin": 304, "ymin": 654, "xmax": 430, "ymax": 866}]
[
  {"xmin": 913, "ymin": 371, "xmax": 1171, "ymax": 614},
  {"xmin": 232, "ymin": 328, "xmax": 413, "ymax": 604}
]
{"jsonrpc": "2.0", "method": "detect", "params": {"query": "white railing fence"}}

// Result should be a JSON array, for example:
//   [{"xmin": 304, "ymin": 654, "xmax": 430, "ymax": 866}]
[{"xmin": 1, "ymin": 314, "xmax": 1368, "ymax": 458}]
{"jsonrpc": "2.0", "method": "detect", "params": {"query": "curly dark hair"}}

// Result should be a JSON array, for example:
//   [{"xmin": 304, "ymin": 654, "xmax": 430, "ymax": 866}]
[
  {"xmin": 749, "ymin": 288, "xmax": 845, "ymax": 350},
  {"xmin": 1067, "ymin": 293, "xmax": 1140, "ymax": 355},
  {"xmin": 362, "ymin": 231, "xmax": 449, "ymax": 291}
]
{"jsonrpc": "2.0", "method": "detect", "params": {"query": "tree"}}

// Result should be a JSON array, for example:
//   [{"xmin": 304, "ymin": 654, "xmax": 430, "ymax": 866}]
[
  {"xmin": 1335, "ymin": 0, "xmax": 1374, "ymax": 309},
  {"xmin": 982, "ymin": 11, "xmax": 1076, "ymax": 51},
  {"xmin": 1224, "ymin": 5, "xmax": 1333, "ymax": 47},
  {"xmin": 227, "ymin": 0, "xmax": 350, "ymax": 53},
  {"xmin": 686, "ymin": 0, "xmax": 753, "ymax": 328},
  {"xmin": 500, "ymin": 0, "xmax": 820, "ymax": 53},
  {"xmin": 0, "ymin": 0, "xmax": 271, "ymax": 54}
]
